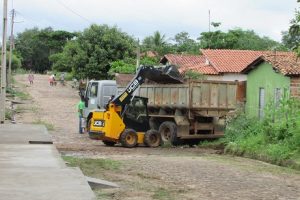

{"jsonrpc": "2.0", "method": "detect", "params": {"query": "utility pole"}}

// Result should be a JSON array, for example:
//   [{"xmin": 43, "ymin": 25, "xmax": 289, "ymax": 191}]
[
  {"xmin": 136, "ymin": 39, "xmax": 140, "ymax": 72},
  {"xmin": 8, "ymin": 9, "xmax": 15, "ymax": 89},
  {"xmin": 208, "ymin": 10, "xmax": 211, "ymax": 33},
  {"xmin": 0, "ymin": 0, "xmax": 8, "ymax": 123},
  {"xmin": 208, "ymin": 9, "xmax": 211, "ymax": 49}
]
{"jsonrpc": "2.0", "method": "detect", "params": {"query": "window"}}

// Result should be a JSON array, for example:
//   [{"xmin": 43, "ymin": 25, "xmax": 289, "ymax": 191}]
[
  {"xmin": 124, "ymin": 97, "xmax": 147, "ymax": 122},
  {"xmin": 274, "ymin": 88, "xmax": 282, "ymax": 108},
  {"xmin": 123, "ymin": 97, "xmax": 150, "ymax": 132},
  {"xmin": 258, "ymin": 87, "xmax": 265, "ymax": 119},
  {"xmin": 103, "ymin": 86, "xmax": 117, "ymax": 105},
  {"xmin": 89, "ymin": 82, "xmax": 98, "ymax": 98}
]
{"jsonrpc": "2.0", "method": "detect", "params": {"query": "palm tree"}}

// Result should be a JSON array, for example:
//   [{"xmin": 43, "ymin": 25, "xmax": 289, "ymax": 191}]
[
  {"xmin": 141, "ymin": 31, "xmax": 169, "ymax": 56},
  {"xmin": 153, "ymin": 31, "xmax": 167, "ymax": 47}
]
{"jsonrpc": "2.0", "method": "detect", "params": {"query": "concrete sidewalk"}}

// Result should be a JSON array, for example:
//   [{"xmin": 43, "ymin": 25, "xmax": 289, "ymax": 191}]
[{"xmin": 0, "ymin": 124, "xmax": 95, "ymax": 200}]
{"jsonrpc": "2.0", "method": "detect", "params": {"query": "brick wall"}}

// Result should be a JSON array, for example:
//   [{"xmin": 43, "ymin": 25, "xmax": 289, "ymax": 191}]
[{"xmin": 290, "ymin": 76, "xmax": 300, "ymax": 99}]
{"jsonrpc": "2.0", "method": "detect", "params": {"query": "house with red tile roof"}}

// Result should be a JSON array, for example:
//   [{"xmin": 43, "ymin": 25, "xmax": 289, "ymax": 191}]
[
  {"xmin": 161, "ymin": 49, "xmax": 300, "ymax": 118},
  {"xmin": 161, "ymin": 50, "xmax": 266, "ymax": 81},
  {"xmin": 242, "ymin": 51, "xmax": 300, "ymax": 118}
]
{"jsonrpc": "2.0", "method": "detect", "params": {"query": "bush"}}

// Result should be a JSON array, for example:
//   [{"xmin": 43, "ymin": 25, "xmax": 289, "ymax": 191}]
[
  {"xmin": 184, "ymin": 70, "xmax": 206, "ymax": 80},
  {"xmin": 225, "ymin": 114, "xmax": 264, "ymax": 142},
  {"xmin": 224, "ymin": 97, "xmax": 300, "ymax": 169}
]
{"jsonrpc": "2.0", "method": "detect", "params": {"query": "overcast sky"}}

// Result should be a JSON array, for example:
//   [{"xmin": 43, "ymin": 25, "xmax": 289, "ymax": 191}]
[{"xmin": 1, "ymin": 0, "xmax": 299, "ymax": 42}]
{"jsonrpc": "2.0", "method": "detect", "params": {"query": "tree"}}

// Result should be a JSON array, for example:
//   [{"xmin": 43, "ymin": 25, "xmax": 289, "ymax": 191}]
[
  {"xmin": 109, "ymin": 59, "xmax": 136, "ymax": 75},
  {"xmin": 173, "ymin": 32, "xmax": 199, "ymax": 54},
  {"xmin": 141, "ymin": 31, "xmax": 173, "ymax": 56},
  {"xmin": 285, "ymin": 8, "xmax": 300, "ymax": 52},
  {"xmin": 282, "ymin": 31, "xmax": 300, "ymax": 50},
  {"xmin": 15, "ymin": 27, "xmax": 75, "ymax": 73},
  {"xmin": 52, "ymin": 24, "xmax": 136, "ymax": 79},
  {"xmin": 153, "ymin": 31, "xmax": 167, "ymax": 47},
  {"xmin": 198, "ymin": 28, "xmax": 284, "ymax": 50},
  {"xmin": 0, "ymin": 52, "xmax": 22, "ymax": 71},
  {"xmin": 49, "ymin": 41, "xmax": 85, "ymax": 74},
  {"xmin": 38, "ymin": 29, "xmax": 76, "ymax": 54},
  {"xmin": 108, "ymin": 57, "xmax": 159, "ymax": 75},
  {"xmin": 198, "ymin": 30, "xmax": 228, "ymax": 49}
]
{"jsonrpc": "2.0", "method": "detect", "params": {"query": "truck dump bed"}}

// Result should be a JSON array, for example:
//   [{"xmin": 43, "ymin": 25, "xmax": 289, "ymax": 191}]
[{"xmin": 120, "ymin": 80, "xmax": 237, "ymax": 117}]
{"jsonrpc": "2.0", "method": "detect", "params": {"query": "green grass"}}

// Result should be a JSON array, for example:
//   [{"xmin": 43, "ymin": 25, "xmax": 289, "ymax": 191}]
[
  {"xmin": 198, "ymin": 139, "xmax": 225, "ymax": 149},
  {"xmin": 62, "ymin": 156, "xmax": 121, "ymax": 200},
  {"xmin": 7, "ymin": 87, "xmax": 31, "ymax": 100},
  {"xmin": 94, "ymin": 190, "xmax": 115, "ymax": 200},
  {"xmin": 5, "ymin": 110, "xmax": 12, "ymax": 120},
  {"xmin": 14, "ymin": 68, "xmax": 29, "ymax": 74},
  {"xmin": 152, "ymin": 188, "xmax": 173, "ymax": 200},
  {"xmin": 32, "ymin": 119, "xmax": 55, "ymax": 131},
  {"xmin": 14, "ymin": 91, "xmax": 31, "ymax": 100},
  {"xmin": 14, "ymin": 106, "xmax": 25, "ymax": 113},
  {"xmin": 160, "ymin": 142, "xmax": 173, "ymax": 148},
  {"xmin": 29, "ymin": 106, "xmax": 39, "ymax": 113},
  {"xmin": 62, "ymin": 156, "xmax": 121, "ymax": 176}
]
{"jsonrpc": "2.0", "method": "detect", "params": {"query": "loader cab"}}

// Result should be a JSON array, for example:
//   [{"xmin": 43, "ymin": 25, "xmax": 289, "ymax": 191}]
[
  {"xmin": 122, "ymin": 96, "xmax": 150, "ymax": 132},
  {"xmin": 83, "ymin": 80, "xmax": 117, "ymax": 118}
]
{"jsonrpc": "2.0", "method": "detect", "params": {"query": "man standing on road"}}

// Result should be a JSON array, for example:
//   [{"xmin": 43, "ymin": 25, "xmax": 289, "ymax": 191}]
[{"xmin": 77, "ymin": 96, "xmax": 85, "ymax": 134}]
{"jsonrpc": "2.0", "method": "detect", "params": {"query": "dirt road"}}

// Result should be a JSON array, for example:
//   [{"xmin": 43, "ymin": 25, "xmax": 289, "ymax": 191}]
[{"xmin": 14, "ymin": 74, "xmax": 300, "ymax": 200}]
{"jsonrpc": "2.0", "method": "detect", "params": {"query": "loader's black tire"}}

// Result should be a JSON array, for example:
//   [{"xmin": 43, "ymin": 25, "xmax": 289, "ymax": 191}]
[
  {"xmin": 144, "ymin": 130, "xmax": 161, "ymax": 147},
  {"xmin": 120, "ymin": 129, "xmax": 138, "ymax": 148},
  {"xmin": 159, "ymin": 121, "xmax": 181, "ymax": 146},
  {"xmin": 103, "ymin": 140, "xmax": 116, "ymax": 147}
]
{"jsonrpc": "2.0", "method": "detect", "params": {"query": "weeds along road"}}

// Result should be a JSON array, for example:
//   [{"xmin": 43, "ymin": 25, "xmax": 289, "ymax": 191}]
[{"xmin": 14, "ymin": 74, "xmax": 300, "ymax": 200}]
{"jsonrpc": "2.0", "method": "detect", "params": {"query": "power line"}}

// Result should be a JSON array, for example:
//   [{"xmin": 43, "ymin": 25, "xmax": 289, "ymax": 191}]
[
  {"xmin": 55, "ymin": 0, "xmax": 93, "ymax": 24},
  {"xmin": 15, "ymin": 10, "xmax": 45, "ymax": 27}
]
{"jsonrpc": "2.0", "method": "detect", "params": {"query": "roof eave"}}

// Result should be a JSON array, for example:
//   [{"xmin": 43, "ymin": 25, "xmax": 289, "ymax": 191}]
[{"xmin": 241, "ymin": 56, "xmax": 265, "ymax": 74}]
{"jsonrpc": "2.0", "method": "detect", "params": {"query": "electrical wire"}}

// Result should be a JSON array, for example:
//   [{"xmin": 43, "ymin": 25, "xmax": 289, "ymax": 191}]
[
  {"xmin": 55, "ymin": 0, "xmax": 93, "ymax": 24},
  {"xmin": 14, "ymin": 10, "xmax": 43, "ymax": 26}
]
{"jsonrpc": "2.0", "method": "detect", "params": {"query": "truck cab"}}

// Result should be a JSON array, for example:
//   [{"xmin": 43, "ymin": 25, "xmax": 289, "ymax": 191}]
[{"xmin": 83, "ymin": 80, "xmax": 117, "ymax": 119}]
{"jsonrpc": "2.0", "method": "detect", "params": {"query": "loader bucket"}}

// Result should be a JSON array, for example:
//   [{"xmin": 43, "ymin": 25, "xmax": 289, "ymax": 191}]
[{"xmin": 144, "ymin": 65, "xmax": 183, "ymax": 84}]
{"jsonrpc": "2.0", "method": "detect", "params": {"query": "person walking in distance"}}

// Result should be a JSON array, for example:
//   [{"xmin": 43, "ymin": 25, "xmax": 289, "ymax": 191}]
[
  {"xmin": 53, "ymin": 74, "xmax": 57, "ymax": 86},
  {"xmin": 77, "ymin": 96, "xmax": 85, "ymax": 134},
  {"xmin": 49, "ymin": 74, "xmax": 54, "ymax": 86},
  {"xmin": 28, "ymin": 73, "xmax": 34, "ymax": 85},
  {"xmin": 60, "ymin": 73, "xmax": 65, "ymax": 86}
]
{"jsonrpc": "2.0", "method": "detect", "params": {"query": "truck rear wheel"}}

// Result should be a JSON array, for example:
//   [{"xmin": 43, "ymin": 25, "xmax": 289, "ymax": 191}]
[
  {"xmin": 144, "ymin": 130, "xmax": 161, "ymax": 147},
  {"xmin": 120, "ymin": 129, "xmax": 138, "ymax": 148},
  {"xmin": 159, "ymin": 121, "xmax": 181, "ymax": 146},
  {"xmin": 103, "ymin": 140, "xmax": 116, "ymax": 146}
]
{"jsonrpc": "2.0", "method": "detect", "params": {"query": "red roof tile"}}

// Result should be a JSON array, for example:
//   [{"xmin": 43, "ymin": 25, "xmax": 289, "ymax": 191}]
[
  {"xmin": 160, "ymin": 54, "xmax": 206, "ymax": 66},
  {"xmin": 201, "ymin": 49, "xmax": 263, "ymax": 73},
  {"xmin": 262, "ymin": 51, "xmax": 300, "ymax": 76},
  {"xmin": 161, "ymin": 50, "xmax": 300, "ymax": 76}
]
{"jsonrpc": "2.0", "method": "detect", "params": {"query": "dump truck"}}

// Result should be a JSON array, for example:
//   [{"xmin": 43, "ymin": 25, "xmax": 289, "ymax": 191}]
[
  {"xmin": 83, "ymin": 65, "xmax": 183, "ymax": 147},
  {"xmin": 118, "ymin": 80, "xmax": 237, "ymax": 145}
]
